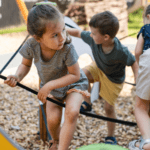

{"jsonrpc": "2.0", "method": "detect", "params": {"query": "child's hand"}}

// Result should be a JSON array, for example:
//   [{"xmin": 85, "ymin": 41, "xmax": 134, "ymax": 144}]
[
  {"xmin": 38, "ymin": 84, "xmax": 51, "ymax": 104},
  {"xmin": 4, "ymin": 75, "xmax": 19, "ymax": 87}
]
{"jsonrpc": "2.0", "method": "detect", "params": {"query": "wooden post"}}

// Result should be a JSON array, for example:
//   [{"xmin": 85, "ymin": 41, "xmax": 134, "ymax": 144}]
[
  {"xmin": 39, "ymin": 103, "xmax": 47, "ymax": 142},
  {"xmin": 39, "ymin": 79, "xmax": 48, "ymax": 142}
]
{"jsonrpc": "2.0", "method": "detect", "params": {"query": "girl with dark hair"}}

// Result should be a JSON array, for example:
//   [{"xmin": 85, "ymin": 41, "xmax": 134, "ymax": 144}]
[{"xmin": 4, "ymin": 2, "xmax": 90, "ymax": 150}]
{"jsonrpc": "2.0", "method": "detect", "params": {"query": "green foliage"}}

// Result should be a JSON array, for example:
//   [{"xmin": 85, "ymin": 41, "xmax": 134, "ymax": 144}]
[
  {"xmin": 128, "ymin": 8, "xmax": 144, "ymax": 38},
  {"xmin": 0, "ymin": 25, "xmax": 27, "ymax": 35}
]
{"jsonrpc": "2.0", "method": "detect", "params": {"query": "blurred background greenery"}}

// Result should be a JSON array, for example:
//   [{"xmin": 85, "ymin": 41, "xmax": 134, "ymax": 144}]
[
  {"xmin": 128, "ymin": 8, "xmax": 143, "ymax": 38},
  {"xmin": 0, "ymin": 7, "xmax": 144, "ymax": 38},
  {"xmin": 0, "ymin": 25, "xmax": 27, "ymax": 34}
]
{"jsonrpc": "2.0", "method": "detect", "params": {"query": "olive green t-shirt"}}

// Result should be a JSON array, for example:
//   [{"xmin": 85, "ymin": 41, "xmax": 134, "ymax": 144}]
[{"xmin": 81, "ymin": 31, "xmax": 135, "ymax": 83}]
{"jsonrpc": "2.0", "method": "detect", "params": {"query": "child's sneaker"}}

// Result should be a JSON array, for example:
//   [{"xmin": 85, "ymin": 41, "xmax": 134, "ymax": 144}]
[
  {"xmin": 128, "ymin": 140, "xmax": 140, "ymax": 150},
  {"xmin": 105, "ymin": 136, "xmax": 117, "ymax": 145}
]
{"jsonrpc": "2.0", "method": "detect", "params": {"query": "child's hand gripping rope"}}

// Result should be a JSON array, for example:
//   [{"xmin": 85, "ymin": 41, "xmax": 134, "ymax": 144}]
[
  {"xmin": 38, "ymin": 83, "xmax": 52, "ymax": 104},
  {"xmin": 4, "ymin": 75, "xmax": 19, "ymax": 87}
]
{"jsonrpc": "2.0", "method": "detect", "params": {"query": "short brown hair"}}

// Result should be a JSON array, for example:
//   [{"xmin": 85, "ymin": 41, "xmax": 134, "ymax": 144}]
[
  {"xmin": 89, "ymin": 11, "xmax": 119, "ymax": 38},
  {"xmin": 144, "ymin": 4, "xmax": 150, "ymax": 17}
]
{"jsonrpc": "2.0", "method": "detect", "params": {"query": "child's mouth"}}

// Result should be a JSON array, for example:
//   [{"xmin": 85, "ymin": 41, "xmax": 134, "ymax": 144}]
[{"xmin": 59, "ymin": 43, "xmax": 64, "ymax": 46}]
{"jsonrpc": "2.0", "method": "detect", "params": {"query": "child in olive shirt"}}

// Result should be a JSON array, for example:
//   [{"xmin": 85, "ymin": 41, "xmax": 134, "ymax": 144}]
[{"xmin": 67, "ymin": 11, "xmax": 138, "ymax": 144}]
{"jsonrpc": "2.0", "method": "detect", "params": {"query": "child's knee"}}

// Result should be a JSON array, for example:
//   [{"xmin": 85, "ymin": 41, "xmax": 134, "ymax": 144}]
[
  {"xmin": 65, "ymin": 108, "xmax": 79, "ymax": 123},
  {"xmin": 135, "ymin": 96, "xmax": 150, "ymax": 110},
  {"xmin": 104, "ymin": 103, "xmax": 115, "ymax": 115}
]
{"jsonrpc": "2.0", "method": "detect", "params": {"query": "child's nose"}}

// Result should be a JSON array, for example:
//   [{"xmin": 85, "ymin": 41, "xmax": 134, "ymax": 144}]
[{"xmin": 60, "ymin": 33, "xmax": 65, "ymax": 42}]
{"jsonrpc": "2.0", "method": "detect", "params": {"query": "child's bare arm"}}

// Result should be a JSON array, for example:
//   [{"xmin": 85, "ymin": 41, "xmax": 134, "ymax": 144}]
[
  {"xmin": 131, "ymin": 61, "xmax": 139, "ymax": 83},
  {"xmin": 38, "ymin": 62, "xmax": 80, "ymax": 102},
  {"xmin": 4, "ymin": 57, "xmax": 32, "ymax": 87},
  {"xmin": 135, "ymin": 33, "xmax": 144, "ymax": 64},
  {"xmin": 50, "ymin": 62, "xmax": 80, "ymax": 88},
  {"xmin": 66, "ymin": 28, "xmax": 82, "ymax": 38},
  {"xmin": 16, "ymin": 57, "xmax": 32, "ymax": 81}
]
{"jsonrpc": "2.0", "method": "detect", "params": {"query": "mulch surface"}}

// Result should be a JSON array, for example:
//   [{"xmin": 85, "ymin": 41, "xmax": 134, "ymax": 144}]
[{"xmin": 0, "ymin": 32, "xmax": 139, "ymax": 150}]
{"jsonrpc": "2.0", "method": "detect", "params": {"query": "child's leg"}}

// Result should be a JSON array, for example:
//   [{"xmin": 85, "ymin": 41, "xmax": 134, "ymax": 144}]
[
  {"xmin": 134, "ymin": 96, "xmax": 150, "ymax": 149},
  {"xmin": 104, "ymin": 101, "xmax": 116, "ymax": 137},
  {"xmin": 46, "ymin": 99, "xmax": 63, "ymax": 141},
  {"xmin": 82, "ymin": 68, "xmax": 94, "ymax": 105},
  {"xmin": 58, "ymin": 92, "xmax": 82, "ymax": 150}
]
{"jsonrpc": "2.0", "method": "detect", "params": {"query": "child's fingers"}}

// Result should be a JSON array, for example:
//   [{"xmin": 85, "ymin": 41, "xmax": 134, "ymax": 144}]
[
  {"xmin": 42, "ymin": 98, "xmax": 46, "ymax": 104},
  {"xmin": 4, "ymin": 77, "xmax": 12, "ymax": 84},
  {"xmin": 40, "ymin": 96, "xmax": 46, "ymax": 103},
  {"xmin": 4, "ymin": 78, "xmax": 10, "ymax": 84},
  {"xmin": 4, "ymin": 77, "xmax": 17, "ymax": 87},
  {"xmin": 7, "ymin": 78, "xmax": 16, "ymax": 87},
  {"xmin": 38, "ymin": 94, "xmax": 46, "ymax": 103},
  {"xmin": 9, "ymin": 78, "xmax": 17, "ymax": 87}
]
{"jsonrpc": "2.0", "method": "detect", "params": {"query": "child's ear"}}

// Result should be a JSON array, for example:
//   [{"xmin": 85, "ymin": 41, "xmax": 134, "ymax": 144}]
[
  {"xmin": 147, "ymin": 14, "xmax": 150, "ymax": 19},
  {"xmin": 104, "ymin": 34, "xmax": 110, "ymax": 41},
  {"xmin": 33, "ymin": 35, "xmax": 41, "ymax": 43}
]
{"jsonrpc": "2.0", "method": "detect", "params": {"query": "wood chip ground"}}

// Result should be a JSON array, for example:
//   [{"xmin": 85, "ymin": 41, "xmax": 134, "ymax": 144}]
[{"xmin": 0, "ymin": 32, "xmax": 139, "ymax": 150}]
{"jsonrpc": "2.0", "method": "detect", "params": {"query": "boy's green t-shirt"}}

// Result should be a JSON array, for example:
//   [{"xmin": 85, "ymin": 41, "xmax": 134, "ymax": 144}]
[{"xmin": 81, "ymin": 31, "xmax": 135, "ymax": 84}]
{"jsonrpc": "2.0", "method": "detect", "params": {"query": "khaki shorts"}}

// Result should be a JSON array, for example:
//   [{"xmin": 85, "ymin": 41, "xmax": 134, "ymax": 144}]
[
  {"xmin": 136, "ymin": 48, "xmax": 150, "ymax": 100},
  {"xmin": 85, "ymin": 61, "xmax": 124, "ymax": 106}
]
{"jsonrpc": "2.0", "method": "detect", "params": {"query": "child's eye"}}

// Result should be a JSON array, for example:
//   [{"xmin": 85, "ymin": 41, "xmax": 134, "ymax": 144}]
[
  {"xmin": 63, "ymin": 28, "xmax": 65, "ymax": 32},
  {"xmin": 53, "ymin": 34, "xmax": 58, "ymax": 38}
]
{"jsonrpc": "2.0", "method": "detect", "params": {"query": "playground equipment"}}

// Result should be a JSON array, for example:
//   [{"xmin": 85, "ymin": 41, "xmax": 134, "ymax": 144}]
[
  {"xmin": 15, "ymin": 0, "xmax": 28, "ymax": 24},
  {"xmin": 0, "ymin": 127, "xmax": 25, "ymax": 150},
  {"xmin": 0, "ymin": 0, "xmax": 138, "ymax": 149},
  {"xmin": 0, "ymin": 13, "xmax": 137, "ymax": 144}
]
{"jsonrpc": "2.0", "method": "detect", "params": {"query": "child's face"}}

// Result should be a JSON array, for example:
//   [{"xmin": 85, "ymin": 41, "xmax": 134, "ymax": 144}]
[
  {"xmin": 38, "ymin": 18, "xmax": 66, "ymax": 51},
  {"xmin": 90, "ymin": 27, "xmax": 106, "ymax": 44},
  {"xmin": 143, "ymin": 14, "xmax": 150, "ymax": 24}
]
